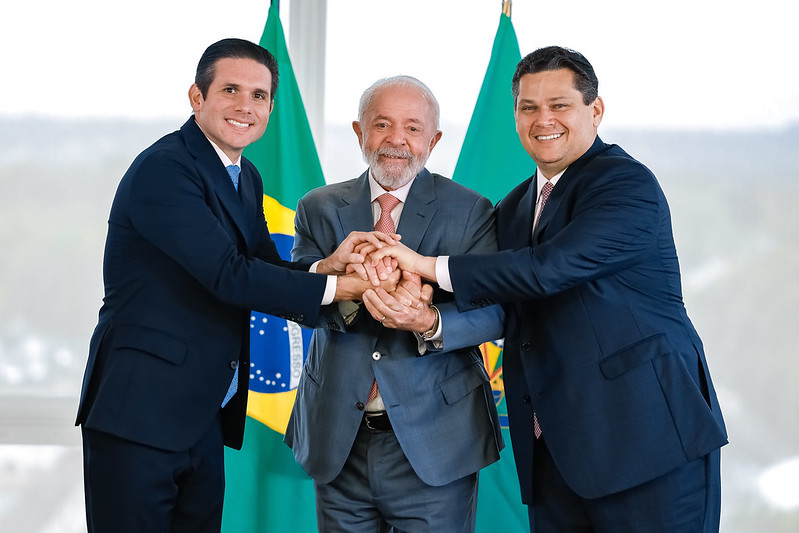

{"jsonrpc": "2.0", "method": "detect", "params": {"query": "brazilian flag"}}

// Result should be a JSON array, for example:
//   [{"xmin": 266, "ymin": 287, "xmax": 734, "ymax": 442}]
[{"xmin": 221, "ymin": 4, "xmax": 323, "ymax": 532}]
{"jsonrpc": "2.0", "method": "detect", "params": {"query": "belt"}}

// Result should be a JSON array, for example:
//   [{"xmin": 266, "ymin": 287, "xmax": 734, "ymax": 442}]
[{"xmin": 363, "ymin": 411, "xmax": 392, "ymax": 431}]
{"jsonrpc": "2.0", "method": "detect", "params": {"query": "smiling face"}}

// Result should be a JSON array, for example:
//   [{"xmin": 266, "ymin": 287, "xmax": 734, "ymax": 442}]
[
  {"xmin": 189, "ymin": 57, "xmax": 274, "ymax": 161},
  {"xmin": 514, "ymin": 68, "xmax": 604, "ymax": 178},
  {"xmin": 353, "ymin": 84, "xmax": 441, "ymax": 191}
]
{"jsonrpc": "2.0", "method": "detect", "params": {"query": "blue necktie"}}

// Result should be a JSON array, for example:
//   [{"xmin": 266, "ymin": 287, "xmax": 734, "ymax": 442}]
[
  {"xmin": 226, "ymin": 164, "xmax": 240, "ymax": 191},
  {"xmin": 221, "ymin": 164, "xmax": 241, "ymax": 407}
]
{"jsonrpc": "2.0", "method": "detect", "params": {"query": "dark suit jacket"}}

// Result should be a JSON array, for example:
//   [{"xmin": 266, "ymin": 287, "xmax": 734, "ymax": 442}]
[
  {"xmin": 285, "ymin": 169, "xmax": 505, "ymax": 486},
  {"xmin": 75, "ymin": 117, "xmax": 327, "ymax": 451},
  {"xmin": 449, "ymin": 137, "xmax": 727, "ymax": 501}
]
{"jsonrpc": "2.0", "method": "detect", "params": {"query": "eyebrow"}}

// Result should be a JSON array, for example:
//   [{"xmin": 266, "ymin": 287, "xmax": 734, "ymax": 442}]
[
  {"xmin": 518, "ymin": 96, "xmax": 574, "ymax": 105},
  {"xmin": 222, "ymin": 82, "xmax": 270, "ymax": 95},
  {"xmin": 372, "ymin": 114, "xmax": 426, "ymax": 125}
]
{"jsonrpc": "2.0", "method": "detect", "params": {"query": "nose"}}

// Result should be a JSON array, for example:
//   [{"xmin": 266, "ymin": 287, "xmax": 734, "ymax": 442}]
[
  {"xmin": 385, "ymin": 125, "xmax": 407, "ymax": 146},
  {"xmin": 233, "ymin": 92, "xmax": 253, "ymax": 113},
  {"xmin": 536, "ymin": 107, "xmax": 555, "ymax": 125}
]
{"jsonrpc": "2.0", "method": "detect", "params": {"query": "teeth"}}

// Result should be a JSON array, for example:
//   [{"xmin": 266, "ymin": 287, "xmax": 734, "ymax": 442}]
[
  {"xmin": 228, "ymin": 119, "xmax": 250, "ymax": 128},
  {"xmin": 537, "ymin": 133, "xmax": 562, "ymax": 141}
]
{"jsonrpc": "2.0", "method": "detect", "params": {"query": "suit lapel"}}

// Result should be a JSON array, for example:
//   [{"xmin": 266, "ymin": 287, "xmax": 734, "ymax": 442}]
[
  {"xmin": 336, "ymin": 169, "xmax": 437, "ymax": 253},
  {"xmin": 397, "ymin": 170, "xmax": 436, "ymax": 252},
  {"xmin": 238, "ymin": 164, "xmax": 257, "ymax": 234},
  {"xmin": 181, "ymin": 118, "xmax": 251, "ymax": 241},
  {"xmin": 336, "ymin": 171, "xmax": 376, "ymax": 235},
  {"xmin": 533, "ymin": 178, "xmax": 558, "ymax": 241},
  {"xmin": 533, "ymin": 136, "xmax": 612, "ymax": 239},
  {"xmin": 514, "ymin": 180, "xmax": 537, "ymax": 248}
]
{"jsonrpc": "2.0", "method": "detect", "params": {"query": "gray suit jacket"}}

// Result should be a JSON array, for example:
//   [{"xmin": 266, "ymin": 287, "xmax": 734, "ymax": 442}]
[{"xmin": 285, "ymin": 169, "xmax": 505, "ymax": 486}]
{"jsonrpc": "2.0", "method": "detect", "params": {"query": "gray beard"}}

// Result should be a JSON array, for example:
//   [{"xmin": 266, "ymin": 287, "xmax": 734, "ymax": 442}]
[{"xmin": 363, "ymin": 146, "xmax": 428, "ymax": 190}]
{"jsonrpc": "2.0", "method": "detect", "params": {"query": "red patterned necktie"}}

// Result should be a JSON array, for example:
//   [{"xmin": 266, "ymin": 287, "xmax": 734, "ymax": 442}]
[
  {"xmin": 533, "ymin": 180, "xmax": 553, "ymax": 438},
  {"xmin": 367, "ymin": 193, "xmax": 401, "ymax": 404},
  {"xmin": 374, "ymin": 193, "xmax": 400, "ymax": 234}
]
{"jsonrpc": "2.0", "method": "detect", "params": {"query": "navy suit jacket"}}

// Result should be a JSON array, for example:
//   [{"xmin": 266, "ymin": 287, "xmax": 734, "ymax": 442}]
[
  {"xmin": 76, "ymin": 117, "xmax": 327, "ymax": 451},
  {"xmin": 285, "ymin": 169, "xmax": 505, "ymax": 486},
  {"xmin": 449, "ymin": 137, "xmax": 727, "ymax": 501}
]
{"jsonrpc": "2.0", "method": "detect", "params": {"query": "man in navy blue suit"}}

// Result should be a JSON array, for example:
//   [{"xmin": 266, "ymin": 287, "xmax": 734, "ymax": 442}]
[
  {"xmin": 369, "ymin": 46, "xmax": 727, "ymax": 532},
  {"xmin": 75, "ymin": 38, "xmax": 396, "ymax": 533}
]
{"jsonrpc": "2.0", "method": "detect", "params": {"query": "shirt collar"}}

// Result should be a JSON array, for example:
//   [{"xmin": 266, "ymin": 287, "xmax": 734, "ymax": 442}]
[
  {"xmin": 204, "ymin": 136, "xmax": 242, "ymax": 168},
  {"xmin": 368, "ymin": 170, "xmax": 414, "ymax": 204},
  {"xmin": 536, "ymin": 167, "xmax": 566, "ymax": 194}
]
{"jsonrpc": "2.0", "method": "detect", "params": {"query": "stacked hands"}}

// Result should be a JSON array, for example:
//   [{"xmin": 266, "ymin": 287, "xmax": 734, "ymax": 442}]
[{"xmin": 316, "ymin": 231, "xmax": 436, "ymax": 334}]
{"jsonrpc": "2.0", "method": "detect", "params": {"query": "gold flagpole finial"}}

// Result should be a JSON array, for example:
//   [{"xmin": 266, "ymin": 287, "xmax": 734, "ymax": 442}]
[{"xmin": 502, "ymin": 0, "xmax": 512, "ymax": 18}]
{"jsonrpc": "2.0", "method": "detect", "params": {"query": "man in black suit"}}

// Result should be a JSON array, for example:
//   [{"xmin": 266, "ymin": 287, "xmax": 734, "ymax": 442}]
[
  {"xmin": 369, "ymin": 46, "xmax": 727, "ymax": 532},
  {"xmin": 76, "ymin": 38, "xmax": 395, "ymax": 533}
]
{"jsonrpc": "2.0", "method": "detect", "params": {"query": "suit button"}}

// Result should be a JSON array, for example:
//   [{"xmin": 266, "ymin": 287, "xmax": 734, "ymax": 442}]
[
  {"xmin": 523, "ymin": 395, "xmax": 531, "ymax": 404},
  {"xmin": 521, "ymin": 342, "xmax": 533, "ymax": 351},
  {"xmin": 356, "ymin": 402, "xmax": 365, "ymax": 411},
  {"xmin": 372, "ymin": 351, "xmax": 382, "ymax": 361},
  {"xmin": 296, "ymin": 314, "xmax": 304, "ymax": 322},
  {"xmin": 229, "ymin": 361, "xmax": 239, "ymax": 370}
]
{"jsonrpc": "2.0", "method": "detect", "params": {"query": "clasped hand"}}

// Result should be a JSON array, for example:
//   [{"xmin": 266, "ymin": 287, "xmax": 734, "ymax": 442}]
[{"xmin": 325, "ymin": 231, "xmax": 437, "ymax": 334}]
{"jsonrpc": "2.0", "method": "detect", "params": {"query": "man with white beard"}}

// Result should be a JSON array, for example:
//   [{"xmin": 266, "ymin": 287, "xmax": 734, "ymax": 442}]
[{"xmin": 284, "ymin": 75, "xmax": 506, "ymax": 532}]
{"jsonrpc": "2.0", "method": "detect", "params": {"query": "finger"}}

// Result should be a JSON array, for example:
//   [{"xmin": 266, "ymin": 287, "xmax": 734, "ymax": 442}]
[
  {"xmin": 372, "ymin": 231, "xmax": 400, "ymax": 246},
  {"xmin": 362, "ymin": 289, "xmax": 394, "ymax": 322},
  {"xmin": 399, "ymin": 271, "xmax": 422, "ymax": 294},
  {"xmin": 373, "ymin": 257, "xmax": 391, "ymax": 281},
  {"xmin": 390, "ymin": 285, "xmax": 417, "ymax": 308},
  {"xmin": 369, "ymin": 247, "xmax": 390, "ymax": 266},
  {"xmin": 402, "ymin": 270, "xmax": 421, "ymax": 283},
  {"xmin": 361, "ymin": 291, "xmax": 384, "ymax": 321},
  {"xmin": 395, "ymin": 278, "xmax": 421, "ymax": 300},
  {"xmin": 420, "ymin": 283, "xmax": 434, "ymax": 306},
  {"xmin": 348, "ymin": 263, "xmax": 368, "ymax": 281},
  {"xmin": 362, "ymin": 261, "xmax": 382, "ymax": 286},
  {"xmin": 355, "ymin": 242, "xmax": 379, "ymax": 257}
]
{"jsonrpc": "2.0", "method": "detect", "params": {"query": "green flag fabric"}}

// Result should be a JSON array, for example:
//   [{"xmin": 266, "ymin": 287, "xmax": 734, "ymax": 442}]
[
  {"xmin": 221, "ymin": 4, "xmax": 324, "ymax": 532},
  {"xmin": 454, "ymin": 12, "xmax": 531, "ymax": 532},
  {"xmin": 452, "ymin": 12, "xmax": 534, "ymax": 205}
]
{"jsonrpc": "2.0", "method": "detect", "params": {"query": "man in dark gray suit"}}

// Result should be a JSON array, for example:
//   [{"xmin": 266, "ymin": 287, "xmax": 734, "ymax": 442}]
[{"xmin": 284, "ymin": 76, "xmax": 505, "ymax": 532}]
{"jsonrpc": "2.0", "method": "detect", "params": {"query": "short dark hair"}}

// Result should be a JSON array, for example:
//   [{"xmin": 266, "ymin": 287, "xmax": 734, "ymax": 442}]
[
  {"xmin": 194, "ymin": 38, "xmax": 279, "ymax": 100},
  {"xmin": 512, "ymin": 46, "xmax": 598, "ymax": 106}
]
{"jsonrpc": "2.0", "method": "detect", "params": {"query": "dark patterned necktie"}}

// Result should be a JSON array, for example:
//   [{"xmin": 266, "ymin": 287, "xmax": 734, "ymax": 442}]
[{"xmin": 533, "ymin": 180, "xmax": 553, "ymax": 437}]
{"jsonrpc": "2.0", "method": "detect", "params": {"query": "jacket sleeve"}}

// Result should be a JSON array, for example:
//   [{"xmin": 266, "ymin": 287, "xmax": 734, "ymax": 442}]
[
  {"xmin": 450, "ymin": 159, "xmax": 662, "ymax": 311},
  {"xmin": 432, "ymin": 193, "xmax": 505, "ymax": 351},
  {"xmin": 124, "ymin": 150, "xmax": 326, "ymax": 324}
]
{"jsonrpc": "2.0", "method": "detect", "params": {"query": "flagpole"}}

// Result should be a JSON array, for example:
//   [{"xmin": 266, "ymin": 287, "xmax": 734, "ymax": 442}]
[{"xmin": 502, "ymin": 0, "xmax": 511, "ymax": 17}]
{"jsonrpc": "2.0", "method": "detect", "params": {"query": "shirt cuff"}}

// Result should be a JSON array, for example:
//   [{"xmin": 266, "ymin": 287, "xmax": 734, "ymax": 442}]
[
  {"xmin": 436, "ymin": 256, "xmax": 453, "ymax": 292},
  {"xmin": 321, "ymin": 275, "xmax": 337, "ymax": 306}
]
